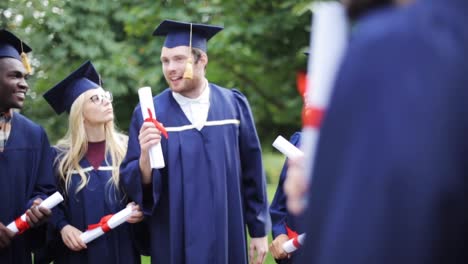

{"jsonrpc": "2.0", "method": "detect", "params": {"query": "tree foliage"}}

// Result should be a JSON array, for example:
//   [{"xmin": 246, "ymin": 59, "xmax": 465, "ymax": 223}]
[{"xmin": 1, "ymin": 0, "xmax": 314, "ymax": 146}]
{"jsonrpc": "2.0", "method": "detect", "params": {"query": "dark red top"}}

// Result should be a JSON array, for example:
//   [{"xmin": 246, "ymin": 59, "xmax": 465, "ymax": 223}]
[{"xmin": 86, "ymin": 140, "xmax": 106, "ymax": 170}]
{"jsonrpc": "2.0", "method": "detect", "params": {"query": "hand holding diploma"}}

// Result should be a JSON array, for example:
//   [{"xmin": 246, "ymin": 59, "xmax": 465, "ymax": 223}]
[
  {"xmin": 79, "ymin": 204, "xmax": 136, "ymax": 244},
  {"xmin": 61, "ymin": 225, "xmax": 87, "ymax": 251},
  {"xmin": 138, "ymin": 86, "xmax": 167, "ymax": 169},
  {"xmin": 269, "ymin": 234, "xmax": 291, "ymax": 260},
  {"xmin": 0, "ymin": 223, "xmax": 14, "ymax": 249},
  {"xmin": 282, "ymin": 233, "xmax": 306, "ymax": 253},
  {"xmin": 7, "ymin": 191, "xmax": 64, "ymax": 235},
  {"xmin": 297, "ymin": 2, "xmax": 349, "ymax": 216},
  {"xmin": 126, "ymin": 202, "xmax": 144, "ymax": 224}
]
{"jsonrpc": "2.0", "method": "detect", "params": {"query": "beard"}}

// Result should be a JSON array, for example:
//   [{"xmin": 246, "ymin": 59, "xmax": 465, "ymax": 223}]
[{"xmin": 167, "ymin": 74, "xmax": 204, "ymax": 97}]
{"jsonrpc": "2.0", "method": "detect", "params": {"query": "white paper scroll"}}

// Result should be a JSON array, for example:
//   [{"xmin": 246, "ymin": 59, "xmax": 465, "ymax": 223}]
[
  {"xmin": 7, "ymin": 191, "xmax": 64, "ymax": 234},
  {"xmin": 80, "ymin": 206, "xmax": 134, "ymax": 244},
  {"xmin": 138, "ymin": 86, "xmax": 165, "ymax": 169},
  {"xmin": 302, "ymin": 2, "xmax": 349, "ymax": 182},
  {"xmin": 272, "ymin": 135, "xmax": 304, "ymax": 159},
  {"xmin": 282, "ymin": 233, "xmax": 306, "ymax": 254}
]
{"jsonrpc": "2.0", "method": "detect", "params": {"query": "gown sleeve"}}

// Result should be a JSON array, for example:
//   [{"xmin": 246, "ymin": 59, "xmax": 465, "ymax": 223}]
[
  {"xmin": 120, "ymin": 105, "xmax": 163, "ymax": 215},
  {"xmin": 232, "ymin": 89, "xmax": 271, "ymax": 238},
  {"xmin": 48, "ymin": 147, "xmax": 70, "ymax": 232},
  {"xmin": 25, "ymin": 127, "xmax": 56, "ymax": 252},
  {"xmin": 26, "ymin": 127, "xmax": 56, "ymax": 207}
]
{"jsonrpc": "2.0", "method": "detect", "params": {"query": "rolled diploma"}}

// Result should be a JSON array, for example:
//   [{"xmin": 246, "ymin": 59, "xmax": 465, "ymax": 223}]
[
  {"xmin": 7, "ymin": 191, "xmax": 64, "ymax": 234},
  {"xmin": 282, "ymin": 233, "xmax": 306, "ymax": 253},
  {"xmin": 272, "ymin": 136, "xmax": 304, "ymax": 159},
  {"xmin": 302, "ymin": 2, "xmax": 349, "ymax": 182},
  {"xmin": 138, "ymin": 86, "xmax": 165, "ymax": 169},
  {"xmin": 80, "ymin": 206, "xmax": 133, "ymax": 244}
]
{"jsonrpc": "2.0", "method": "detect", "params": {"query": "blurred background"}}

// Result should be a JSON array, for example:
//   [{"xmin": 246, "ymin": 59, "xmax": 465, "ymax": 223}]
[{"xmin": 2, "ymin": 1, "xmax": 315, "ymax": 262}]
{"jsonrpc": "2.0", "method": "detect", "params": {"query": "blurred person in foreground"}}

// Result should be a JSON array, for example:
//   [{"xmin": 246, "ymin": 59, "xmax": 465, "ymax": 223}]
[
  {"xmin": 284, "ymin": 0, "xmax": 415, "ymax": 216},
  {"xmin": 291, "ymin": 0, "xmax": 468, "ymax": 263}
]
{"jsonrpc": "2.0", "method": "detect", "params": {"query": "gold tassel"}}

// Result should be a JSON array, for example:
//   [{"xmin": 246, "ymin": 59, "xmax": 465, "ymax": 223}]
[
  {"xmin": 183, "ymin": 57, "xmax": 193, "ymax": 79},
  {"xmin": 21, "ymin": 52, "xmax": 32, "ymax": 74},
  {"xmin": 183, "ymin": 23, "xmax": 193, "ymax": 79},
  {"xmin": 20, "ymin": 41, "xmax": 32, "ymax": 74}
]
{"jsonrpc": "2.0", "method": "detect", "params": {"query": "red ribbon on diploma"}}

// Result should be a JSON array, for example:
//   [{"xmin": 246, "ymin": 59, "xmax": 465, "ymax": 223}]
[
  {"xmin": 15, "ymin": 217, "xmax": 30, "ymax": 234},
  {"xmin": 87, "ymin": 214, "xmax": 113, "ymax": 233},
  {"xmin": 145, "ymin": 108, "xmax": 168, "ymax": 139},
  {"xmin": 286, "ymin": 224, "xmax": 301, "ymax": 249},
  {"xmin": 302, "ymin": 105, "xmax": 324, "ymax": 128}
]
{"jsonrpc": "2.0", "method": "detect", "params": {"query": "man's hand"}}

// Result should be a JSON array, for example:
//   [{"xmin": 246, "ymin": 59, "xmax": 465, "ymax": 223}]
[
  {"xmin": 138, "ymin": 122, "xmax": 162, "ymax": 184},
  {"xmin": 26, "ymin": 198, "xmax": 52, "ymax": 228},
  {"xmin": 249, "ymin": 236, "xmax": 268, "ymax": 264},
  {"xmin": 284, "ymin": 156, "xmax": 308, "ymax": 215},
  {"xmin": 269, "ymin": 234, "xmax": 290, "ymax": 260},
  {"xmin": 0, "ymin": 223, "xmax": 14, "ymax": 249},
  {"xmin": 60, "ymin": 224, "xmax": 87, "ymax": 251},
  {"xmin": 126, "ymin": 202, "xmax": 144, "ymax": 224}
]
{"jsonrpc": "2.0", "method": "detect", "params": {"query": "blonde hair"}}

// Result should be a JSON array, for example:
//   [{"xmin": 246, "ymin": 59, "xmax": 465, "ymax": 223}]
[{"xmin": 55, "ymin": 92, "xmax": 128, "ymax": 196}]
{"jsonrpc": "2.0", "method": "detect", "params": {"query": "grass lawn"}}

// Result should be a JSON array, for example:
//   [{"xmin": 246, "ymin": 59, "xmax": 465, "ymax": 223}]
[{"xmin": 141, "ymin": 184, "xmax": 279, "ymax": 264}]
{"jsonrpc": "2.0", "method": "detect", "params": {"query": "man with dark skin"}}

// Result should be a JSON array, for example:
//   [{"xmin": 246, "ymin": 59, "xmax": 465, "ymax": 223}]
[{"xmin": 0, "ymin": 29, "xmax": 55, "ymax": 263}]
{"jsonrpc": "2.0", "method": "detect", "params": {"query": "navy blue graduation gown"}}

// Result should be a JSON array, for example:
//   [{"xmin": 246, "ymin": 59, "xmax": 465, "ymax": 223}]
[
  {"xmin": 0, "ymin": 112, "xmax": 55, "ymax": 264},
  {"xmin": 121, "ymin": 84, "xmax": 270, "ymax": 264},
  {"xmin": 298, "ymin": 1, "xmax": 468, "ymax": 263},
  {"xmin": 269, "ymin": 132, "xmax": 301, "ymax": 264},
  {"xmin": 45, "ymin": 154, "xmax": 141, "ymax": 264}
]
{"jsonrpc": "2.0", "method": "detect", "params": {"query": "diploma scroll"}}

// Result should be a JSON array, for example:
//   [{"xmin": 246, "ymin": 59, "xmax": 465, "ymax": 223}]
[
  {"xmin": 302, "ymin": 2, "xmax": 349, "ymax": 183},
  {"xmin": 7, "ymin": 191, "xmax": 64, "ymax": 234},
  {"xmin": 138, "ymin": 86, "xmax": 165, "ymax": 169},
  {"xmin": 272, "ymin": 136, "xmax": 304, "ymax": 159},
  {"xmin": 80, "ymin": 206, "xmax": 134, "ymax": 244},
  {"xmin": 282, "ymin": 233, "xmax": 306, "ymax": 254}
]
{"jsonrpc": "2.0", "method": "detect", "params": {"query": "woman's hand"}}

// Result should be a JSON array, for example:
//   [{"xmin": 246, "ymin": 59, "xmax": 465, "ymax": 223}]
[
  {"xmin": 60, "ymin": 224, "xmax": 87, "ymax": 251},
  {"xmin": 126, "ymin": 202, "xmax": 144, "ymax": 224}
]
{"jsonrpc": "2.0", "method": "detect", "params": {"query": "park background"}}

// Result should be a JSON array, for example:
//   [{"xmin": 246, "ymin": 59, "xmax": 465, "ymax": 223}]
[{"xmin": 2, "ymin": 0, "xmax": 316, "ymax": 263}]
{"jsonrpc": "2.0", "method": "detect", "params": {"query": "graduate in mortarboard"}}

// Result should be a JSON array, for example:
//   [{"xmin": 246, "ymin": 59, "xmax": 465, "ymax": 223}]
[
  {"xmin": 120, "ymin": 20, "xmax": 270, "ymax": 264},
  {"xmin": 293, "ymin": 0, "xmax": 468, "ymax": 263},
  {"xmin": 38, "ymin": 61, "xmax": 144, "ymax": 264},
  {"xmin": 0, "ymin": 29, "xmax": 55, "ymax": 264}
]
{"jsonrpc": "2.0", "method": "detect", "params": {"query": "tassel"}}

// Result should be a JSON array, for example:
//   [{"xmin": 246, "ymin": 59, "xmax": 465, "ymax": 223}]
[
  {"xmin": 21, "ymin": 52, "xmax": 32, "ymax": 74},
  {"xmin": 183, "ymin": 23, "xmax": 193, "ymax": 79},
  {"xmin": 183, "ymin": 57, "xmax": 193, "ymax": 79}
]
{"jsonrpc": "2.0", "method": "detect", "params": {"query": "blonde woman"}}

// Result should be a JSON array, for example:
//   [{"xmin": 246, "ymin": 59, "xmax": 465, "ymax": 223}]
[{"xmin": 41, "ymin": 61, "xmax": 144, "ymax": 263}]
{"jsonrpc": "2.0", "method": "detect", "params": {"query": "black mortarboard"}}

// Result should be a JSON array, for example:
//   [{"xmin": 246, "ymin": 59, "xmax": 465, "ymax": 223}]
[
  {"xmin": 152, "ymin": 19, "xmax": 223, "ymax": 52},
  {"xmin": 0, "ymin": 29, "xmax": 32, "ymax": 73},
  {"xmin": 43, "ymin": 61, "xmax": 101, "ymax": 114}
]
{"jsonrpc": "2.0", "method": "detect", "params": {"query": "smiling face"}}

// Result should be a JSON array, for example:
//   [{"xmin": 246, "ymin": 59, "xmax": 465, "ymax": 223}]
[
  {"xmin": 0, "ymin": 57, "xmax": 29, "ymax": 112},
  {"xmin": 160, "ymin": 46, "xmax": 207, "ymax": 98},
  {"xmin": 81, "ymin": 88, "xmax": 114, "ymax": 127}
]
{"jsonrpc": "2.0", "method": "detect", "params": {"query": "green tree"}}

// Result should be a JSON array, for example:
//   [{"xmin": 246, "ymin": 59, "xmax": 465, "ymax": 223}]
[{"xmin": 1, "ymin": 0, "xmax": 314, "ymax": 146}]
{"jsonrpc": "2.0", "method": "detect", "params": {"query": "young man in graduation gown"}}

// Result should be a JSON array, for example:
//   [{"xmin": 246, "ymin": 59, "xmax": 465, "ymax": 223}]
[
  {"xmin": 293, "ymin": 0, "xmax": 468, "ymax": 263},
  {"xmin": 120, "ymin": 20, "xmax": 270, "ymax": 264},
  {"xmin": 0, "ymin": 29, "xmax": 55, "ymax": 263}
]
